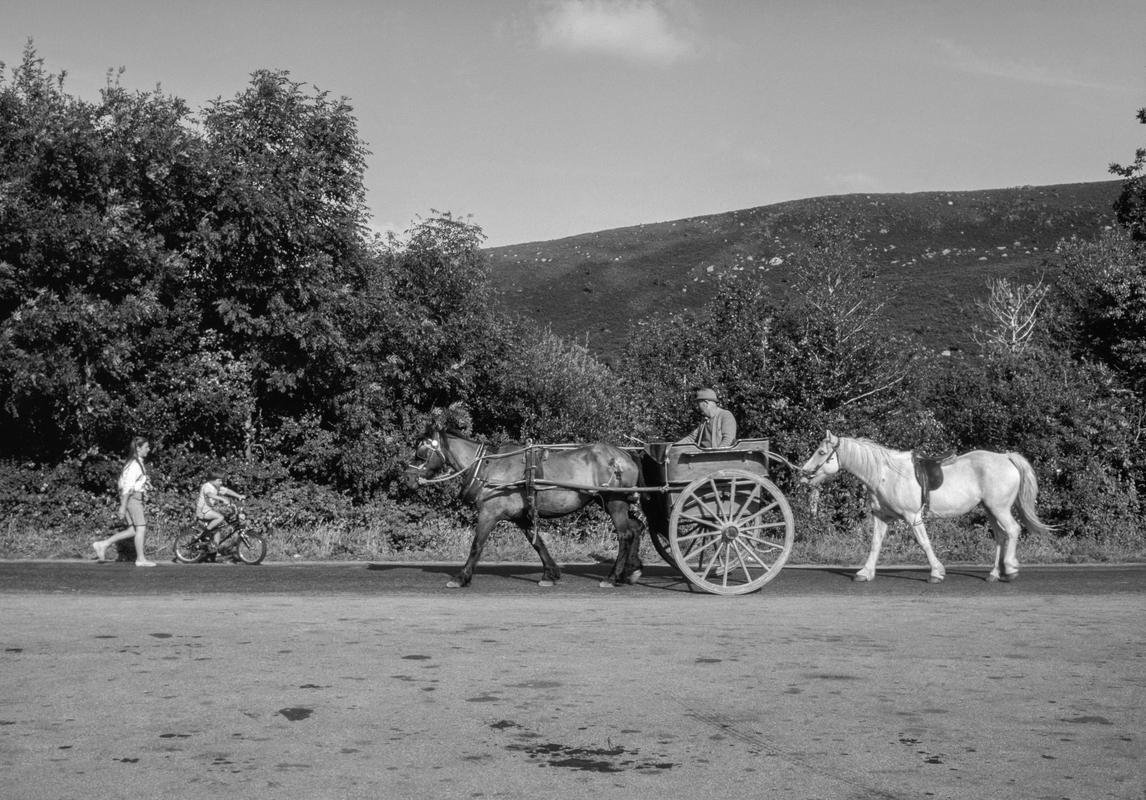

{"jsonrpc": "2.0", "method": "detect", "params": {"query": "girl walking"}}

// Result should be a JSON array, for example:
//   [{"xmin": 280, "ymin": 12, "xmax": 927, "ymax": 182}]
[{"xmin": 92, "ymin": 436, "xmax": 156, "ymax": 567}]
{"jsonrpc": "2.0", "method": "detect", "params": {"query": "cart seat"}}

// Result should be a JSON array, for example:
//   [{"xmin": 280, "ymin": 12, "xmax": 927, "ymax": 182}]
[{"xmin": 643, "ymin": 439, "xmax": 771, "ymax": 484}]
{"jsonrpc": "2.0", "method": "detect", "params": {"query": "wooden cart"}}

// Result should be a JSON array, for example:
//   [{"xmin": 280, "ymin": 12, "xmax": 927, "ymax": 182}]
[{"xmin": 633, "ymin": 438, "xmax": 795, "ymax": 595}]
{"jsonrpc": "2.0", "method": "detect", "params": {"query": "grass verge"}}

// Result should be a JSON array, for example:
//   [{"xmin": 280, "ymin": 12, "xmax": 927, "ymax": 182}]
[{"xmin": 5, "ymin": 513, "xmax": 1143, "ymax": 566}]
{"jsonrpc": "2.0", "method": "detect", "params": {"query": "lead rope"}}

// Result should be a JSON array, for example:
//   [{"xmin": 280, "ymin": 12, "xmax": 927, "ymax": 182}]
[{"xmin": 766, "ymin": 450, "xmax": 805, "ymax": 473}]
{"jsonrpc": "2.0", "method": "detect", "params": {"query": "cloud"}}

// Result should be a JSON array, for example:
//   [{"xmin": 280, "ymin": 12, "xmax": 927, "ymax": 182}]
[
  {"xmin": 534, "ymin": 0, "xmax": 699, "ymax": 65},
  {"xmin": 934, "ymin": 38, "xmax": 1123, "ymax": 92}
]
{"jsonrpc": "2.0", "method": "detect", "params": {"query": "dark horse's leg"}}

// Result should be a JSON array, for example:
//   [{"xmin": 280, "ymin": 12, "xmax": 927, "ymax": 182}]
[
  {"xmin": 601, "ymin": 499, "xmax": 644, "ymax": 588},
  {"xmin": 516, "ymin": 520, "xmax": 562, "ymax": 587},
  {"xmin": 448, "ymin": 510, "xmax": 500, "ymax": 588}
]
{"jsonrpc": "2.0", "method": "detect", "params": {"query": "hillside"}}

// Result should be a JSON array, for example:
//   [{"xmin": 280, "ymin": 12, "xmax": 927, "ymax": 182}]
[{"xmin": 484, "ymin": 181, "xmax": 1123, "ymax": 359}]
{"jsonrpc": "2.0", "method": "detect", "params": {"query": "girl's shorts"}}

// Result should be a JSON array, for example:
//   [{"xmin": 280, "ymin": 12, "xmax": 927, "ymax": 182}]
[{"xmin": 124, "ymin": 495, "xmax": 146, "ymax": 527}]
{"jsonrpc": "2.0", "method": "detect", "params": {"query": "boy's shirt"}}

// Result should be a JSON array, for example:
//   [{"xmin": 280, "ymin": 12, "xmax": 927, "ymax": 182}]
[{"xmin": 196, "ymin": 481, "xmax": 226, "ymax": 517}]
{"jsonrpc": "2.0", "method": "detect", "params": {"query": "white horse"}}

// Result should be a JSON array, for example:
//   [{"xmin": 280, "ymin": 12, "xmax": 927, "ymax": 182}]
[{"xmin": 799, "ymin": 431, "xmax": 1052, "ymax": 583}]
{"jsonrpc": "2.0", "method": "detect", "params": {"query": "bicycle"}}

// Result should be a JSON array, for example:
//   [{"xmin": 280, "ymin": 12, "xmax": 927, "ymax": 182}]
[{"xmin": 173, "ymin": 503, "xmax": 267, "ymax": 565}]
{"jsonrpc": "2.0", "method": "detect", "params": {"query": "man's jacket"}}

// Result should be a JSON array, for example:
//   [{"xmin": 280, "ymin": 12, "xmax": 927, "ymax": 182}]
[{"xmin": 686, "ymin": 408, "xmax": 737, "ymax": 448}]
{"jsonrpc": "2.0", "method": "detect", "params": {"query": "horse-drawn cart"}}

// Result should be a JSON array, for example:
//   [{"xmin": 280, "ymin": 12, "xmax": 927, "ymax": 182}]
[
  {"xmin": 409, "ymin": 421, "xmax": 796, "ymax": 594},
  {"xmin": 632, "ymin": 439, "xmax": 795, "ymax": 595}
]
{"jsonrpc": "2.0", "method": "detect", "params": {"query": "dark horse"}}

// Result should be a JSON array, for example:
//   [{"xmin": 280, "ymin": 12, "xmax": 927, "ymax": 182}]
[{"xmin": 406, "ymin": 423, "xmax": 645, "ymax": 589}]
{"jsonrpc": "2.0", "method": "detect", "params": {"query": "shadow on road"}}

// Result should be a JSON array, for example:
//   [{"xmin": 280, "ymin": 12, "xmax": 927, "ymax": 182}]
[{"xmin": 365, "ymin": 561, "xmax": 700, "ymax": 592}]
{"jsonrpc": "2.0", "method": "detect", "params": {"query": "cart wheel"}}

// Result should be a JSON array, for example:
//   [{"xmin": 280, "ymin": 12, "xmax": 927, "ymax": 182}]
[{"xmin": 668, "ymin": 469, "xmax": 794, "ymax": 595}]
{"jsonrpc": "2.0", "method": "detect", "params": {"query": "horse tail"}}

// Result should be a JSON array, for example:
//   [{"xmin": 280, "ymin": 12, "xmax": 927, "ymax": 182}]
[{"xmin": 1006, "ymin": 452, "xmax": 1054, "ymax": 536}]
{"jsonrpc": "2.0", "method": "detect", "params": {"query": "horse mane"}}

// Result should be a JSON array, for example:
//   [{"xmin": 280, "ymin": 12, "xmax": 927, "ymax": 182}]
[{"xmin": 840, "ymin": 436, "xmax": 912, "ymax": 482}]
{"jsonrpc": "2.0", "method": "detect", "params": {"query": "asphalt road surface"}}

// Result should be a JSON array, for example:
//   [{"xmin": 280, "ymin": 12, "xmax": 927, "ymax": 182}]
[
  {"xmin": 3, "ymin": 559, "xmax": 1145, "ymax": 596},
  {"xmin": 2, "ymin": 561, "xmax": 1144, "ymax": 800}
]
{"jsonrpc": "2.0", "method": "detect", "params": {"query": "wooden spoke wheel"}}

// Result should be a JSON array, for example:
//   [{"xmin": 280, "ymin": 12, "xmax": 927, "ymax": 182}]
[{"xmin": 668, "ymin": 469, "xmax": 795, "ymax": 595}]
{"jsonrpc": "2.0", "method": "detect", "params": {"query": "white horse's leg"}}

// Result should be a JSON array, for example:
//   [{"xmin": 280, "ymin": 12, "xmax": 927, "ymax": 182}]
[
  {"xmin": 855, "ymin": 515, "xmax": 888, "ymax": 582},
  {"xmin": 987, "ymin": 509, "xmax": 1021, "ymax": 581},
  {"xmin": 908, "ymin": 518, "xmax": 946, "ymax": 583},
  {"xmin": 986, "ymin": 517, "xmax": 1005, "ymax": 582}
]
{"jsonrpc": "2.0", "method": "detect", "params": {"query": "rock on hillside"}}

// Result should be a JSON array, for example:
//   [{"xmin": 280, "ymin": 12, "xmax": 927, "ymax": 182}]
[{"xmin": 484, "ymin": 181, "xmax": 1122, "ymax": 360}]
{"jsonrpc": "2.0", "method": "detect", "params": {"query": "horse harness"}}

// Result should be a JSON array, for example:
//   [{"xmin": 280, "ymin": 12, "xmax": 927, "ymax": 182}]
[
  {"xmin": 522, "ymin": 441, "xmax": 542, "ymax": 531},
  {"xmin": 497, "ymin": 443, "xmax": 630, "ymax": 539},
  {"xmin": 413, "ymin": 437, "xmax": 628, "ymax": 545}
]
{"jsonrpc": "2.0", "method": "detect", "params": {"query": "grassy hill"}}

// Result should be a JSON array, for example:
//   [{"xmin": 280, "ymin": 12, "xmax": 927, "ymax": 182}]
[{"xmin": 484, "ymin": 180, "xmax": 1123, "ymax": 359}]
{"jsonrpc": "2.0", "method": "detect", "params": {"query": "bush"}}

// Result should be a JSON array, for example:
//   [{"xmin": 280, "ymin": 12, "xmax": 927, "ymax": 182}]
[{"xmin": 919, "ymin": 347, "xmax": 1142, "ymax": 538}]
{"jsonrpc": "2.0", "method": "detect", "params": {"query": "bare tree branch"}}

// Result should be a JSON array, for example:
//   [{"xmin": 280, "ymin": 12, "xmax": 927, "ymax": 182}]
[{"xmin": 972, "ymin": 276, "xmax": 1049, "ymax": 353}]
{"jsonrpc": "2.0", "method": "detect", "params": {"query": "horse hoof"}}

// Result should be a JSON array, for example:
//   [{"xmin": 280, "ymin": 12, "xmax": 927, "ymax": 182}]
[
  {"xmin": 538, "ymin": 579, "xmax": 556, "ymax": 588},
  {"xmin": 853, "ymin": 574, "xmax": 872, "ymax": 582},
  {"xmin": 986, "ymin": 573, "xmax": 1000, "ymax": 583},
  {"xmin": 928, "ymin": 575, "xmax": 944, "ymax": 584},
  {"xmin": 1003, "ymin": 572, "xmax": 1019, "ymax": 582},
  {"xmin": 598, "ymin": 580, "xmax": 616, "ymax": 589},
  {"xmin": 627, "ymin": 570, "xmax": 642, "ymax": 584},
  {"xmin": 446, "ymin": 580, "xmax": 462, "ymax": 589}
]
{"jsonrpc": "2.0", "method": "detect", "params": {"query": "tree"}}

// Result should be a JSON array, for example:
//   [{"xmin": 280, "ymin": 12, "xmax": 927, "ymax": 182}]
[
  {"xmin": 766, "ymin": 219, "xmax": 917, "ymax": 447},
  {"xmin": 1054, "ymin": 229, "xmax": 1146, "ymax": 394},
  {"xmin": 0, "ymin": 53, "xmax": 380, "ymax": 467},
  {"xmin": 972, "ymin": 276, "xmax": 1049, "ymax": 354},
  {"xmin": 197, "ymin": 69, "xmax": 371, "ymax": 417},
  {"xmin": 1110, "ymin": 104, "xmax": 1146, "ymax": 241},
  {"xmin": 298, "ymin": 212, "xmax": 511, "ymax": 495},
  {"xmin": 0, "ymin": 46, "xmax": 210, "ymax": 457},
  {"xmin": 358, "ymin": 213, "xmax": 497, "ymax": 418},
  {"xmin": 482, "ymin": 325, "xmax": 635, "ymax": 442},
  {"xmin": 922, "ymin": 346, "xmax": 1143, "ymax": 537},
  {"xmin": 618, "ymin": 219, "xmax": 917, "ymax": 461}
]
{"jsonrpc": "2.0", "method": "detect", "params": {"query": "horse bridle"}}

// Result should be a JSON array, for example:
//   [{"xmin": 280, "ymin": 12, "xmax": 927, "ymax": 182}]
[
  {"xmin": 408, "ymin": 436, "xmax": 487, "ymax": 494},
  {"xmin": 801, "ymin": 437, "xmax": 841, "ymax": 480}
]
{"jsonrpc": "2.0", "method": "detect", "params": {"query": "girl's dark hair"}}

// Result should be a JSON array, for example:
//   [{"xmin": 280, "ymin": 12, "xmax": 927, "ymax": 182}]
[{"xmin": 126, "ymin": 436, "xmax": 149, "ymax": 464}]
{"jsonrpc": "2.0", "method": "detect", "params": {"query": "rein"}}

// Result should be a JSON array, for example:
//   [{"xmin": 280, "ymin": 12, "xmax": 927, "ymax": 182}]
[{"xmin": 416, "ymin": 466, "xmax": 474, "ymax": 485}]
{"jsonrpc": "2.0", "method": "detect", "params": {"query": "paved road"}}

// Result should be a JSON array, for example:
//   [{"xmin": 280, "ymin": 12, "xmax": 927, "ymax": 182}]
[
  {"xmin": 2, "ymin": 562, "xmax": 1143, "ymax": 800},
  {"xmin": 2, "ymin": 559, "xmax": 1144, "ymax": 597}
]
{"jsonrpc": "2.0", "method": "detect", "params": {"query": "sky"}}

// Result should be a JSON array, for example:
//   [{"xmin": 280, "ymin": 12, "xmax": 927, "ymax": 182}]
[{"xmin": 3, "ymin": 0, "xmax": 1144, "ymax": 247}]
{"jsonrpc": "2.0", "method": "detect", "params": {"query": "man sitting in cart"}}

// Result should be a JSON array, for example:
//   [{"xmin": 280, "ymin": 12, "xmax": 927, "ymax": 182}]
[{"xmin": 677, "ymin": 387, "xmax": 737, "ymax": 448}]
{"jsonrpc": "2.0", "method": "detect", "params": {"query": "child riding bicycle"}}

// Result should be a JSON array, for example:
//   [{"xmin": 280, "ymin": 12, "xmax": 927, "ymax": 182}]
[{"xmin": 196, "ymin": 471, "xmax": 246, "ymax": 553}]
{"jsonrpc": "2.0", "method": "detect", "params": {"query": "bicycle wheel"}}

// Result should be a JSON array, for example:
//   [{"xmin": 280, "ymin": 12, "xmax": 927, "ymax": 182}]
[
  {"xmin": 234, "ymin": 532, "xmax": 266, "ymax": 565},
  {"xmin": 173, "ymin": 529, "xmax": 209, "ymax": 563}
]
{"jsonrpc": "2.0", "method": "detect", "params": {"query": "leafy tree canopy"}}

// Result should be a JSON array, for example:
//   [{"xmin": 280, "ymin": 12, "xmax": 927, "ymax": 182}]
[{"xmin": 1111, "ymin": 104, "xmax": 1146, "ymax": 241}]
